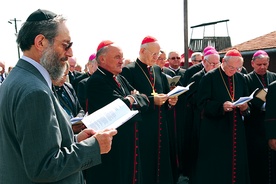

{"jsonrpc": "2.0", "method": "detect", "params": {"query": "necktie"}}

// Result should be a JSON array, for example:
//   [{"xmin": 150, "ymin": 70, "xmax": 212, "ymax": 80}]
[{"xmin": 55, "ymin": 86, "xmax": 74, "ymax": 118}]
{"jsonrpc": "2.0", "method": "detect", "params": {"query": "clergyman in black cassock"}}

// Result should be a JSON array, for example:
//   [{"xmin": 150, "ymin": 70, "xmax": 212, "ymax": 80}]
[
  {"xmin": 182, "ymin": 49, "xmax": 221, "ymax": 180},
  {"xmin": 85, "ymin": 40, "xmax": 149, "ymax": 184},
  {"xmin": 121, "ymin": 36, "xmax": 178, "ymax": 184},
  {"xmin": 192, "ymin": 49, "xmax": 250, "ymax": 184},
  {"xmin": 162, "ymin": 51, "xmax": 186, "ymax": 182},
  {"xmin": 244, "ymin": 50, "xmax": 276, "ymax": 184},
  {"xmin": 265, "ymin": 80, "xmax": 276, "ymax": 184}
]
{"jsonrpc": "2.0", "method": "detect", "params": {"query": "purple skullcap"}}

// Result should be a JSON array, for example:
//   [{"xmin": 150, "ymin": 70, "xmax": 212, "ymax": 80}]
[
  {"xmin": 89, "ymin": 53, "xmax": 96, "ymax": 61},
  {"xmin": 204, "ymin": 49, "xmax": 218, "ymax": 57},
  {"xmin": 252, "ymin": 50, "xmax": 269, "ymax": 59},
  {"xmin": 203, "ymin": 46, "xmax": 216, "ymax": 55}
]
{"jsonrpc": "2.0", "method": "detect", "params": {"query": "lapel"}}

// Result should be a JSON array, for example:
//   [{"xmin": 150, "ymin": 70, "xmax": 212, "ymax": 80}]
[
  {"xmin": 63, "ymin": 83, "xmax": 76, "ymax": 105},
  {"xmin": 17, "ymin": 59, "xmax": 49, "ymax": 88}
]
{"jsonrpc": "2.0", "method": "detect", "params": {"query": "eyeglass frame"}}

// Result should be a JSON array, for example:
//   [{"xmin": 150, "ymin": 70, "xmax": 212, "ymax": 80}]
[
  {"xmin": 205, "ymin": 59, "xmax": 221, "ymax": 67},
  {"xmin": 169, "ymin": 56, "xmax": 181, "ymax": 60},
  {"xmin": 224, "ymin": 61, "xmax": 243, "ymax": 72},
  {"xmin": 145, "ymin": 48, "xmax": 159, "ymax": 57},
  {"xmin": 157, "ymin": 57, "xmax": 167, "ymax": 61},
  {"xmin": 55, "ymin": 39, "xmax": 73, "ymax": 51}
]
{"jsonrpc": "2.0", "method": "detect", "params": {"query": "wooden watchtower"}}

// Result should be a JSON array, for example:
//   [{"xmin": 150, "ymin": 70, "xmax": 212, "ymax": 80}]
[{"xmin": 189, "ymin": 19, "xmax": 232, "ymax": 52}]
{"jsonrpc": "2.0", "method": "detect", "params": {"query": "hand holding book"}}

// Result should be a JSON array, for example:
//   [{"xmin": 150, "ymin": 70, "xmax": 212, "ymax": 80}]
[
  {"xmin": 167, "ymin": 81, "xmax": 194, "ymax": 98},
  {"xmin": 81, "ymin": 99, "xmax": 138, "ymax": 131},
  {"xmin": 165, "ymin": 74, "xmax": 181, "ymax": 87},
  {"xmin": 232, "ymin": 88, "xmax": 259, "ymax": 106}
]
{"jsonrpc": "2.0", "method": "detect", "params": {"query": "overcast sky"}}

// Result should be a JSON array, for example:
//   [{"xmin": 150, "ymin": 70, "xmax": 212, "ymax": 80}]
[{"xmin": 1, "ymin": 0, "xmax": 275, "ymax": 69}]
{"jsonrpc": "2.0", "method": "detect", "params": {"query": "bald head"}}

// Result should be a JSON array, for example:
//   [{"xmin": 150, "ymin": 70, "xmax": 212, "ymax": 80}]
[{"xmin": 68, "ymin": 57, "xmax": 77, "ymax": 72}]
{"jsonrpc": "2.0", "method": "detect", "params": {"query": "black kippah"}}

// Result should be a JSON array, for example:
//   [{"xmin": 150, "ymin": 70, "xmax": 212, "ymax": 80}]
[{"xmin": 26, "ymin": 9, "xmax": 57, "ymax": 21}]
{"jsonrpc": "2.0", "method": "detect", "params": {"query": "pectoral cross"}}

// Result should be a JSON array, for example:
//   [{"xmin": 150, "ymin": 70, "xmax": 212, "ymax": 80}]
[{"xmin": 151, "ymin": 90, "xmax": 158, "ymax": 96}]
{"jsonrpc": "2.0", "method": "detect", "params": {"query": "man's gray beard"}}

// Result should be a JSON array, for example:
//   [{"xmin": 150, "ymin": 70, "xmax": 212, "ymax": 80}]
[{"xmin": 40, "ymin": 47, "xmax": 66, "ymax": 80}]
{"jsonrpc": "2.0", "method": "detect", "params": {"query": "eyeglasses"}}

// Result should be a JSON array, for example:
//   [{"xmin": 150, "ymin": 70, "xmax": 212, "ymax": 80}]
[
  {"xmin": 157, "ymin": 57, "xmax": 166, "ymax": 61},
  {"xmin": 146, "ymin": 49, "xmax": 159, "ymax": 57},
  {"xmin": 55, "ymin": 39, "xmax": 73, "ymax": 51},
  {"xmin": 62, "ymin": 42, "xmax": 73, "ymax": 51},
  {"xmin": 193, "ymin": 60, "xmax": 202, "ymax": 62},
  {"xmin": 170, "ymin": 57, "xmax": 181, "ymax": 60},
  {"xmin": 225, "ymin": 61, "xmax": 242, "ymax": 71},
  {"xmin": 206, "ymin": 59, "xmax": 220, "ymax": 67}
]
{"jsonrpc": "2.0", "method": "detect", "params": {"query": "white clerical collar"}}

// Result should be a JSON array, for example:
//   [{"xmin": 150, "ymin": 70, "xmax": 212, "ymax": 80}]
[{"xmin": 169, "ymin": 66, "xmax": 180, "ymax": 71}]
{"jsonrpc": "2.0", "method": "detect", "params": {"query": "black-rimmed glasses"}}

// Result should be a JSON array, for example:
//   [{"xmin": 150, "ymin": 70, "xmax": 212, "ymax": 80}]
[
  {"xmin": 62, "ymin": 42, "xmax": 73, "ymax": 51},
  {"xmin": 170, "ymin": 57, "xmax": 181, "ymax": 60},
  {"xmin": 55, "ymin": 39, "xmax": 73, "ymax": 51}
]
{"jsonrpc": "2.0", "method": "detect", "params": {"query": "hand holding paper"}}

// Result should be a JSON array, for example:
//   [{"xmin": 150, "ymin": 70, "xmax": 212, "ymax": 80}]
[
  {"xmin": 167, "ymin": 81, "xmax": 194, "ymax": 98},
  {"xmin": 232, "ymin": 88, "xmax": 259, "ymax": 106},
  {"xmin": 81, "ymin": 99, "xmax": 138, "ymax": 131}
]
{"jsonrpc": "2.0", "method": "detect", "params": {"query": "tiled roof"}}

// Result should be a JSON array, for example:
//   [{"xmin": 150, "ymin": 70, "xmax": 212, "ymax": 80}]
[{"xmin": 219, "ymin": 31, "xmax": 276, "ymax": 53}]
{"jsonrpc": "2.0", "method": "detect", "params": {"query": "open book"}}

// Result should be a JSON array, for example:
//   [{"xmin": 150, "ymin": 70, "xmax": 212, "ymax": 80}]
[
  {"xmin": 80, "ymin": 98, "xmax": 138, "ymax": 131},
  {"xmin": 255, "ymin": 88, "xmax": 267, "ymax": 102},
  {"xmin": 167, "ymin": 81, "xmax": 195, "ymax": 98},
  {"xmin": 165, "ymin": 74, "xmax": 181, "ymax": 87},
  {"xmin": 233, "ymin": 88, "xmax": 259, "ymax": 106}
]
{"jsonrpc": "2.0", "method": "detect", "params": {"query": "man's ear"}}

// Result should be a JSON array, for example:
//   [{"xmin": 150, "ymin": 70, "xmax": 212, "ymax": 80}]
[
  {"xmin": 34, "ymin": 34, "xmax": 47, "ymax": 51},
  {"xmin": 98, "ymin": 55, "xmax": 105, "ymax": 64}
]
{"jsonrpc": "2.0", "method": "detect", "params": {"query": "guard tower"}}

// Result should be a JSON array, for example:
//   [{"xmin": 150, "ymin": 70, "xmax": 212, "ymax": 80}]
[{"xmin": 189, "ymin": 19, "xmax": 232, "ymax": 52}]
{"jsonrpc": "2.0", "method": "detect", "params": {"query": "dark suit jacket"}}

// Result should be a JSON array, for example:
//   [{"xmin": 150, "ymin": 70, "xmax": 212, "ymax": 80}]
[
  {"xmin": 53, "ymin": 82, "xmax": 83, "ymax": 117},
  {"xmin": 0, "ymin": 59, "xmax": 101, "ymax": 184}
]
